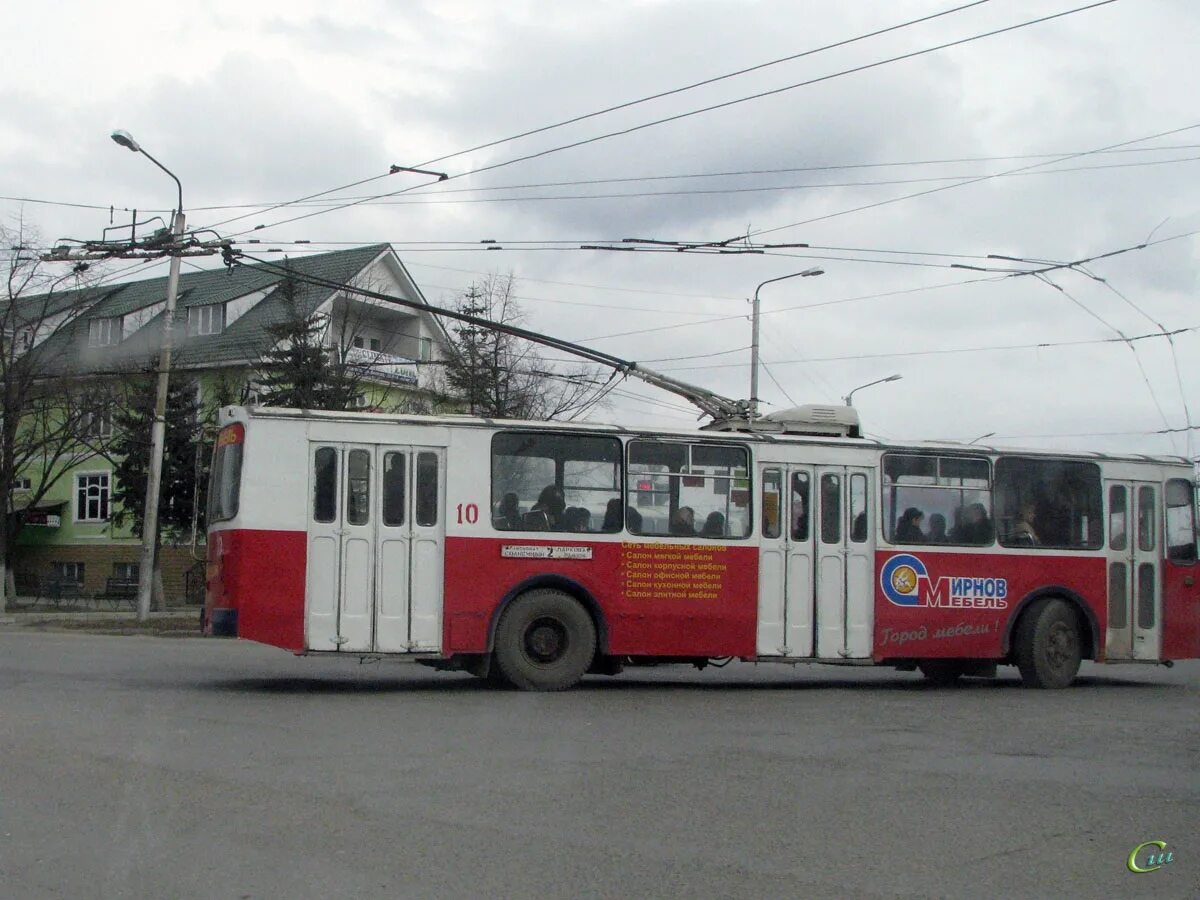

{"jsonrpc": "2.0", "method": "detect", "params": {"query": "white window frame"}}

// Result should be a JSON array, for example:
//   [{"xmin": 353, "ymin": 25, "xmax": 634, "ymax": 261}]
[
  {"xmin": 82, "ymin": 409, "xmax": 113, "ymax": 439},
  {"xmin": 187, "ymin": 303, "xmax": 226, "ymax": 337},
  {"xmin": 419, "ymin": 336, "xmax": 433, "ymax": 361},
  {"xmin": 11, "ymin": 476, "xmax": 31, "ymax": 492},
  {"xmin": 88, "ymin": 317, "xmax": 121, "ymax": 347},
  {"xmin": 74, "ymin": 471, "xmax": 111, "ymax": 523}
]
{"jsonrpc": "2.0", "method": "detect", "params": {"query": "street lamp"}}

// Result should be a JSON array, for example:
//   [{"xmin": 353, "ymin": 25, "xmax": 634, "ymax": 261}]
[
  {"xmin": 843, "ymin": 373, "xmax": 902, "ymax": 406},
  {"xmin": 750, "ymin": 267, "xmax": 823, "ymax": 419},
  {"xmin": 111, "ymin": 130, "xmax": 185, "ymax": 622}
]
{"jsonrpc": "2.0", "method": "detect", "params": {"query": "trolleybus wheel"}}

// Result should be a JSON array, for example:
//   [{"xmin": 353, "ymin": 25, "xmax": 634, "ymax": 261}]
[
  {"xmin": 494, "ymin": 589, "xmax": 597, "ymax": 691},
  {"xmin": 917, "ymin": 660, "xmax": 965, "ymax": 686},
  {"xmin": 1014, "ymin": 597, "xmax": 1082, "ymax": 689}
]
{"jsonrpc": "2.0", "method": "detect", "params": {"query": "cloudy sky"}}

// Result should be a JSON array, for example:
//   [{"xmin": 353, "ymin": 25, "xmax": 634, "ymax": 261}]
[{"xmin": 2, "ymin": 0, "xmax": 1198, "ymax": 459}]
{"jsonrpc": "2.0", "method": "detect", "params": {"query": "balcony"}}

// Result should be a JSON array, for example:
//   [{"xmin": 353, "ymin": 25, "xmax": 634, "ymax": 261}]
[{"xmin": 342, "ymin": 346, "xmax": 419, "ymax": 385}]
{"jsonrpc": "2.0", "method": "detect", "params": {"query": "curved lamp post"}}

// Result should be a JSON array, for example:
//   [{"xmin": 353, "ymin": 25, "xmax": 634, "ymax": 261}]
[
  {"xmin": 843, "ymin": 373, "xmax": 902, "ymax": 406},
  {"xmin": 750, "ymin": 267, "xmax": 823, "ymax": 418},
  {"xmin": 111, "ymin": 130, "xmax": 185, "ymax": 622}
]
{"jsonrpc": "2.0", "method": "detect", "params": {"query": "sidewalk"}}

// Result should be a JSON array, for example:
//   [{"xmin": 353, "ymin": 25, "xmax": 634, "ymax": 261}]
[{"xmin": 0, "ymin": 606, "xmax": 202, "ymax": 636}]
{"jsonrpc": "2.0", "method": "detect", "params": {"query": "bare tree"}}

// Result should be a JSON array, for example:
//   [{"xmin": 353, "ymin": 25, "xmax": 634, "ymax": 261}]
[
  {"xmin": 0, "ymin": 222, "xmax": 112, "ymax": 611},
  {"xmin": 441, "ymin": 273, "xmax": 608, "ymax": 420}
]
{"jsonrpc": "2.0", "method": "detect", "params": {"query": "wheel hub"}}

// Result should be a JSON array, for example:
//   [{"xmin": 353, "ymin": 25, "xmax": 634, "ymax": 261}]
[{"xmin": 524, "ymin": 617, "xmax": 568, "ymax": 664}]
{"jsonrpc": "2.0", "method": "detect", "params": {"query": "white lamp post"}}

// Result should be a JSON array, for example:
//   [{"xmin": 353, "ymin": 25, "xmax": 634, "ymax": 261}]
[
  {"xmin": 843, "ymin": 373, "xmax": 902, "ymax": 406},
  {"xmin": 111, "ymin": 130, "xmax": 185, "ymax": 622},
  {"xmin": 750, "ymin": 267, "xmax": 823, "ymax": 419}
]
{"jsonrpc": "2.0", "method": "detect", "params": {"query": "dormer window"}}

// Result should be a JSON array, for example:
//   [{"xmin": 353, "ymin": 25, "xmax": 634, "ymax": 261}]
[
  {"xmin": 187, "ymin": 303, "xmax": 225, "ymax": 336},
  {"xmin": 88, "ymin": 317, "xmax": 121, "ymax": 347}
]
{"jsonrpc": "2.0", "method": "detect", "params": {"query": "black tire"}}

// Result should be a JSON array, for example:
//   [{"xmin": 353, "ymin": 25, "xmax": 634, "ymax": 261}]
[
  {"xmin": 1014, "ymin": 598, "xmax": 1083, "ymax": 689},
  {"xmin": 918, "ymin": 660, "xmax": 965, "ymax": 686},
  {"xmin": 493, "ymin": 589, "xmax": 597, "ymax": 691}
]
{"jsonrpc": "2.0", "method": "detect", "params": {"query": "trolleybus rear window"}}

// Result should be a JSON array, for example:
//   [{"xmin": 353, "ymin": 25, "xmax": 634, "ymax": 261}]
[{"xmin": 208, "ymin": 423, "xmax": 244, "ymax": 524}]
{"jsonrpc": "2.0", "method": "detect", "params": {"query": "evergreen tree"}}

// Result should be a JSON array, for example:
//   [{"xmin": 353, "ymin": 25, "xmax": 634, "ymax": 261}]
[
  {"xmin": 256, "ymin": 269, "xmax": 359, "ymax": 410},
  {"xmin": 109, "ymin": 371, "xmax": 206, "ymax": 542}
]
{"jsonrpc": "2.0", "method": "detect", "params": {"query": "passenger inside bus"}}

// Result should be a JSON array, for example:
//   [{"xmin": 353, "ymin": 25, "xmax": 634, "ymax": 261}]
[
  {"xmin": 564, "ymin": 507, "xmax": 591, "ymax": 532},
  {"xmin": 670, "ymin": 506, "xmax": 696, "ymax": 536},
  {"xmin": 625, "ymin": 506, "xmax": 643, "ymax": 532},
  {"xmin": 701, "ymin": 511, "xmax": 725, "ymax": 538},
  {"xmin": 602, "ymin": 498, "xmax": 623, "ymax": 532},
  {"xmin": 928, "ymin": 513, "xmax": 948, "ymax": 543},
  {"xmin": 895, "ymin": 507, "xmax": 926, "ymax": 543},
  {"xmin": 1007, "ymin": 501, "xmax": 1039, "ymax": 546},
  {"xmin": 530, "ymin": 485, "xmax": 566, "ymax": 528},
  {"xmin": 952, "ymin": 502, "xmax": 993, "ymax": 544},
  {"xmin": 494, "ymin": 492, "xmax": 522, "ymax": 530}
]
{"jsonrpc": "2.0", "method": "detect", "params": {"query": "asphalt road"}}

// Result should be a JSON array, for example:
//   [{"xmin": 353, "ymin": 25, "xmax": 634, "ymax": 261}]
[{"xmin": 0, "ymin": 632, "xmax": 1196, "ymax": 899}]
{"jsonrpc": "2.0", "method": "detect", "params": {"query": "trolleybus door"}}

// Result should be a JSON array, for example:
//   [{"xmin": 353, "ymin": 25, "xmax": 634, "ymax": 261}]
[
  {"xmin": 375, "ymin": 446, "xmax": 445, "ymax": 653},
  {"xmin": 1105, "ymin": 480, "xmax": 1161, "ymax": 660},
  {"xmin": 756, "ymin": 466, "xmax": 815, "ymax": 656},
  {"xmin": 814, "ymin": 466, "xmax": 875, "ymax": 659},
  {"xmin": 305, "ymin": 443, "xmax": 375, "ymax": 652}
]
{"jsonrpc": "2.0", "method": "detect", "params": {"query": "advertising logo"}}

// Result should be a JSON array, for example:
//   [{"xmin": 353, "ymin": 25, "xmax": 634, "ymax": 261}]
[
  {"xmin": 1127, "ymin": 841, "xmax": 1174, "ymax": 874},
  {"xmin": 880, "ymin": 553, "xmax": 1009, "ymax": 610}
]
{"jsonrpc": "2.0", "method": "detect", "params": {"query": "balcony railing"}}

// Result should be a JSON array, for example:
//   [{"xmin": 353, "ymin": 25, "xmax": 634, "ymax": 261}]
[{"xmin": 342, "ymin": 346, "xmax": 419, "ymax": 385}]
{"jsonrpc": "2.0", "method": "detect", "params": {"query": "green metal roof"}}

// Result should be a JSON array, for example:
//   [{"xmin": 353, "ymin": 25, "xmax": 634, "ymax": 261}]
[{"xmin": 28, "ymin": 244, "xmax": 395, "ymax": 375}]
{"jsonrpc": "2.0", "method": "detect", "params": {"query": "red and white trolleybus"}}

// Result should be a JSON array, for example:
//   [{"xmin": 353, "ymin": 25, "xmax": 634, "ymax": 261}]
[{"xmin": 203, "ymin": 404, "xmax": 1200, "ymax": 690}]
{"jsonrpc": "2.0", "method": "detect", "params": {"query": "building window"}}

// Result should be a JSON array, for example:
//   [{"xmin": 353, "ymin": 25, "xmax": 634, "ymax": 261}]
[
  {"xmin": 52, "ymin": 561, "xmax": 85, "ymax": 584},
  {"xmin": 11, "ymin": 476, "xmax": 31, "ymax": 492},
  {"xmin": 353, "ymin": 336, "xmax": 365, "ymax": 349},
  {"xmin": 75, "ymin": 472, "xmax": 111, "ymax": 522},
  {"xmin": 187, "ymin": 303, "xmax": 225, "ymax": 336},
  {"xmin": 82, "ymin": 409, "xmax": 113, "ymax": 439},
  {"xmin": 370, "ymin": 337, "xmax": 381, "ymax": 352},
  {"xmin": 113, "ymin": 562, "xmax": 139, "ymax": 581},
  {"xmin": 419, "ymin": 337, "xmax": 433, "ymax": 361},
  {"xmin": 88, "ymin": 317, "xmax": 121, "ymax": 347}
]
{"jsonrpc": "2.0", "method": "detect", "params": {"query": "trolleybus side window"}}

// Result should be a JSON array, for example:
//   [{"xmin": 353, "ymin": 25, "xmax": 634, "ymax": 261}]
[
  {"xmin": 882, "ymin": 453, "xmax": 991, "ymax": 546},
  {"xmin": 791, "ymin": 472, "xmax": 810, "ymax": 541},
  {"xmin": 761, "ymin": 469, "xmax": 782, "ymax": 539},
  {"xmin": 850, "ymin": 473, "xmax": 868, "ymax": 543},
  {"xmin": 491, "ymin": 432, "xmax": 622, "ymax": 533},
  {"xmin": 313, "ymin": 447, "xmax": 338, "ymax": 523},
  {"xmin": 995, "ymin": 457, "xmax": 1102, "ymax": 550},
  {"xmin": 346, "ymin": 449, "xmax": 370, "ymax": 526},
  {"xmin": 416, "ymin": 452, "xmax": 439, "ymax": 527},
  {"xmin": 1165, "ymin": 478, "xmax": 1198, "ymax": 563},
  {"xmin": 382, "ymin": 452, "xmax": 405, "ymax": 527},
  {"xmin": 1109, "ymin": 484, "xmax": 1127, "ymax": 551},
  {"xmin": 820, "ymin": 473, "xmax": 840, "ymax": 544},
  {"xmin": 208, "ymin": 423, "xmax": 244, "ymax": 523},
  {"xmin": 627, "ymin": 441, "xmax": 751, "ymax": 539}
]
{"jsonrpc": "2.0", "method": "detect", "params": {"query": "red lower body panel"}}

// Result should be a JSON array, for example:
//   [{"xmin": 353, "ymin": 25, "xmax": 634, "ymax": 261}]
[
  {"xmin": 443, "ymin": 536, "xmax": 759, "ymax": 657},
  {"xmin": 206, "ymin": 528, "xmax": 306, "ymax": 652}
]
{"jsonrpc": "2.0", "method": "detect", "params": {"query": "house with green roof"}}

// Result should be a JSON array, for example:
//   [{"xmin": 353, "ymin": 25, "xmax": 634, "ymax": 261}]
[{"xmin": 11, "ymin": 243, "xmax": 454, "ymax": 603}]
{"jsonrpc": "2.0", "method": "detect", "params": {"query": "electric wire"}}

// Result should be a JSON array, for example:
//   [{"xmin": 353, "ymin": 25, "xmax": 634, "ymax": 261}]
[{"xmin": 229, "ymin": 1, "xmax": 1119, "ymax": 237}]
